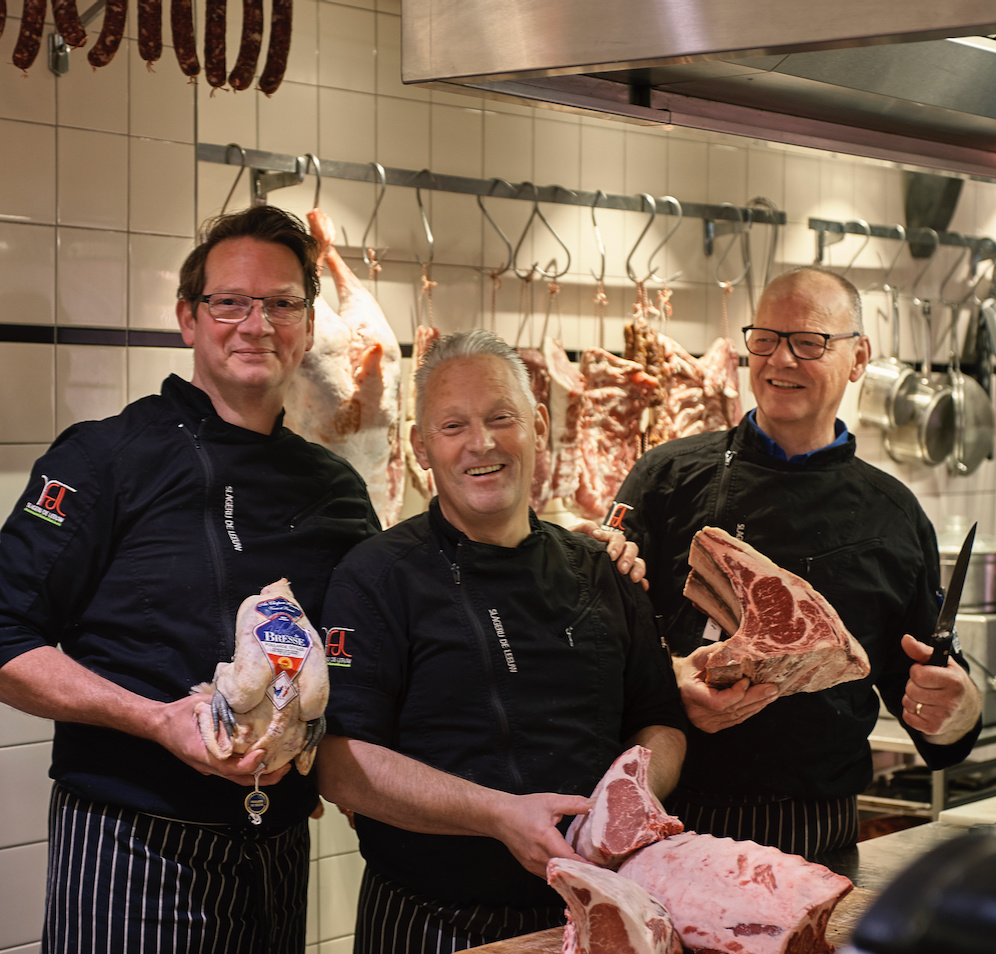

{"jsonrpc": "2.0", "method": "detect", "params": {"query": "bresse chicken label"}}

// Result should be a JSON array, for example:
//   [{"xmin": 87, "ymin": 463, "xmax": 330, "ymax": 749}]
[{"xmin": 253, "ymin": 596, "xmax": 313, "ymax": 710}]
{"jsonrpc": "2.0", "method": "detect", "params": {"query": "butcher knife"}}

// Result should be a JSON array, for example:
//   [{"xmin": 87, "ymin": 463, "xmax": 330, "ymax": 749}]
[{"xmin": 928, "ymin": 521, "xmax": 976, "ymax": 666}]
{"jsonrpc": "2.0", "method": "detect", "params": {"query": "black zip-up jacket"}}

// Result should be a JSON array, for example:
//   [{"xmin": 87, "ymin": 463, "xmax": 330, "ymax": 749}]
[
  {"xmin": 322, "ymin": 499, "xmax": 687, "ymax": 907},
  {"xmin": 609, "ymin": 417, "xmax": 981, "ymax": 801},
  {"xmin": 0, "ymin": 375, "xmax": 379, "ymax": 828}
]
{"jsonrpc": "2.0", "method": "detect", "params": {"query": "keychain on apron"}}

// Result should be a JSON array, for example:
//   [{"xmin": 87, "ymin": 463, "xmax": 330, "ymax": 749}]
[{"xmin": 245, "ymin": 766, "xmax": 269, "ymax": 825}]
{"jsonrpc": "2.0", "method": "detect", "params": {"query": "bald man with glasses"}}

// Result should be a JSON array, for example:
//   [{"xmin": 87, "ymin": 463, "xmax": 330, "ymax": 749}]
[{"xmin": 606, "ymin": 265, "xmax": 981, "ymax": 860}]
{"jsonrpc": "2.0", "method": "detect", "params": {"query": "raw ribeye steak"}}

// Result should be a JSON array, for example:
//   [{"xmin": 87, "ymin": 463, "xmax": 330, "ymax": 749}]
[
  {"xmin": 548, "ymin": 857, "xmax": 683, "ymax": 954},
  {"xmin": 618, "ymin": 832, "xmax": 853, "ymax": 954},
  {"xmin": 683, "ymin": 527, "xmax": 870, "ymax": 695},
  {"xmin": 566, "ymin": 745, "xmax": 683, "ymax": 869}
]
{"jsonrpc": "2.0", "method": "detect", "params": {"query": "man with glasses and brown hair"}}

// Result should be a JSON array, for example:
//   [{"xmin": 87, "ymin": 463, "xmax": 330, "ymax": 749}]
[
  {"xmin": 607, "ymin": 264, "xmax": 981, "ymax": 859},
  {"xmin": 0, "ymin": 205, "xmax": 380, "ymax": 952}
]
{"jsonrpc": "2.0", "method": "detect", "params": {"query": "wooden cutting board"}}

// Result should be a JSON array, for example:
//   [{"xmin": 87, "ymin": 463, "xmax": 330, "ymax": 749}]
[{"xmin": 466, "ymin": 885, "xmax": 877, "ymax": 953}]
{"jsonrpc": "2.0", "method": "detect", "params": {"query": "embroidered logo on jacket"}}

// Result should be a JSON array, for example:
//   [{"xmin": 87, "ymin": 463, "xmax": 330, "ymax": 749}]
[
  {"xmin": 24, "ymin": 475, "xmax": 77, "ymax": 527},
  {"xmin": 324, "ymin": 627, "xmax": 354, "ymax": 668},
  {"xmin": 603, "ymin": 501, "xmax": 633, "ymax": 531},
  {"xmin": 489, "ymin": 609, "xmax": 517, "ymax": 673},
  {"xmin": 223, "ymin": 485, "xmax": 243, "ymax": 551}
]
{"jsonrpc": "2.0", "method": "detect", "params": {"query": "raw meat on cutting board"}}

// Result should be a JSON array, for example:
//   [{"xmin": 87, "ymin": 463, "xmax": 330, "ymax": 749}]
[
  {"xmin": 684, "ymin": 526, "xmax": 870, "ymax": 695},
  {"xmin": 567, "ymin": 744, "xmax": 683, "ymax": 869},
  {"xmin": 618, "ymin": 831, "xmax": 853, "ymax": 954},
  {"xmin": 548, "ymin": 857, "xmax": 683, "ymax": 954}
]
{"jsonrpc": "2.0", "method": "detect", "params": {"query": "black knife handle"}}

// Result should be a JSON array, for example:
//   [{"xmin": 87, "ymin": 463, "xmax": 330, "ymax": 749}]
[{"xmin": 928, "ymin": 631, "xmax": 954, "ymax": 667}]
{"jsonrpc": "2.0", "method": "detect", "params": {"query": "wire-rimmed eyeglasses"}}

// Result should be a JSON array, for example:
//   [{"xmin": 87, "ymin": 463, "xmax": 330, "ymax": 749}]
[
  {"xmin": 199, "ymin": 294, "xmax": 311, "ymax": 325},
  {"xmin": 742, "ymin": 325, "xmax": 860, "ymax": 361}
]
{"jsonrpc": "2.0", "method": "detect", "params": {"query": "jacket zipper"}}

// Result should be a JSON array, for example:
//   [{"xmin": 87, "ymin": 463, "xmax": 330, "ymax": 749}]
[
  {"xmin": 712, "ymin": 448, "xmax": 738, "ymax": 524},
  {"xmin": 564, "ymin": 599, "xmax": 597, "ymax": 647},
  {"xmin": 445, "ymin": 542, "xmax": 524, "ymax": 791},
  {"xmin": 180, "ymin": 421, "xmax": 235, "ymax": 646}
]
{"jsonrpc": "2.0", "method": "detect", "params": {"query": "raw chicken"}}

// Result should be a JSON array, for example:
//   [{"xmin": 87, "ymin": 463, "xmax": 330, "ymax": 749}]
[
  {"xmin": 193, "ymin": 579, "xmax": 328, "ymax": 775},
  {"xmin": 284, "ymin": 208, "xmax": 404, "ymax": 527}
]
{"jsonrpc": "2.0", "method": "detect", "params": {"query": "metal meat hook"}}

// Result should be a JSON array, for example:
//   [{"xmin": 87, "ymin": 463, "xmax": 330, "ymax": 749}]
[
  {"xmin": 477, "ymin": 178, "xmax": 515, "ymax": 277},
  {"xmin": 647, "ymin": 195, "xmax": 684, "ymax": 284},
  {"xmin": 413, "ymin": 169, "xmax": 435, "ymax": 269},
  {"xmin": 361, "ymin": 163, "xmax": 388, "ymax": 268},
  {"xmin": 511, "ymin": 183, "xmax": 572, "ymax": 281},
  {"xmin": 625, "ymin": 193, "xmax": 657, "ymax": 284}
]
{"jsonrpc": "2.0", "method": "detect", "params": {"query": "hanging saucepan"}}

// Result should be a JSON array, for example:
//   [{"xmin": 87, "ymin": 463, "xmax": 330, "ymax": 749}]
[
  {"xmin": 885, "ymin": 300, "xmax": 956, "ymax": 466},
  {"xmin": 858, "ymin": 285, "xmax": 918, "ymax": 430},
  {"xmin": 947, "ymin": 304, "xmax": 995, "ymax": 476}
]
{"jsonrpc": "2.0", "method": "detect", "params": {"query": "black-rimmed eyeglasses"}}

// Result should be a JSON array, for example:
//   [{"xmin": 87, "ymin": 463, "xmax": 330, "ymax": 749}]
[
  {"xmin": 742, "ymin": 326, "xmax": 860, "ymax": 361},
  {"xmin": 199, "ymin": 294, "xmax": 311, "ymax": 325}
]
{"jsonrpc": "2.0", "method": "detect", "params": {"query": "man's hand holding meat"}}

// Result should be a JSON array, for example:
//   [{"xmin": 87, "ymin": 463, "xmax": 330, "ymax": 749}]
[
  {"xmin": 901, "ymin": 634, "xmax": 982, "ymax": 744},
  {"xmin": 318, "ymin": 330, "xmax": 687, "ymax": 954},
  {"xmin": 673, "ymin": 647, "xmax": 778, "ymax": 733},
  {"xmin": 608, "ymin": 266, "xmax": 982, "ymax": 860}
]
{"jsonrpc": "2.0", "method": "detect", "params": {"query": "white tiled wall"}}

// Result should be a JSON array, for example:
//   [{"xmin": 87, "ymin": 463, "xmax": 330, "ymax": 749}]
[{"xmin": 2, "ymin": 0, "xmax": 996, "ymax": 950}]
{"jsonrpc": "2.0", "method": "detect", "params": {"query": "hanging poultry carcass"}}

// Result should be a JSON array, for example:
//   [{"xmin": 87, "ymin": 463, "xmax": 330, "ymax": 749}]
[{"xmin": 284, "ymin": 208, "xmax": 404, "ymax": 528}]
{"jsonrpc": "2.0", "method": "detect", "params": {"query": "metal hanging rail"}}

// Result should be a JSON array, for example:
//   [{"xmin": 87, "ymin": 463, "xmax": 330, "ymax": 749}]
[
  {"xmin": 809, "ymin": 217, "xmax": 996, "ymax": 269},
  {"xmin": 196, "ymin": 142, "xmax": 786, "ymax": 252}
]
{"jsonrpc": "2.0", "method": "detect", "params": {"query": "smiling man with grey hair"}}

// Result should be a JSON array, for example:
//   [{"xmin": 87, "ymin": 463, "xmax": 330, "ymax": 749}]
[{"xmin": 317, "ymin": 328, "xmax": 687, "ymax": 954}]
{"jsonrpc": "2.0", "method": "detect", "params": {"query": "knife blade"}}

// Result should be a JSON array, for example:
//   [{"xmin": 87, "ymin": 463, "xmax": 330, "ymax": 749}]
[{"xmin": 928, "ymin": 521, "xmax": 976, "ymax": 666}]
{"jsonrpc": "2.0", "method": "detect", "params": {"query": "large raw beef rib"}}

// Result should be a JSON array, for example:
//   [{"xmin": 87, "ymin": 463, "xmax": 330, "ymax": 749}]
[
  {"xmin": 547, "ymin": 857, "xmax": 683, "ymax": 954},
  {"xmin": 683, "ymin": 527, "xmax": 870, "ymax": 695},
  {"xmin": 566, "ymin": 745, "xmax": 683, "ymax": 869},
  {"xmin": 618, "ymin": 832, "xmax": 853, "ymax": 954}
]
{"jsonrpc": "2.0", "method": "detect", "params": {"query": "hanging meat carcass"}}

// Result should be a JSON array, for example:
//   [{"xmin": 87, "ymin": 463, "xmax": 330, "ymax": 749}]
[
  {"xmin": 404, "ymin": 324, "xmax": 440, "ymax": 503},
  {"xmin": 284, "ymin": 209, "xmax": 404, "ymax": 528},
  {"xmin": 518, "ymin": 347, "xmax": 554, "ymax": 515},
  {"xmin": 544, "ymin": 336, "xmax": 586, "ymax": 504},
  {"xmin": 571, "ymin": 349, "xmax": 660, "ymax": 521},
  {"xmin": 625, "ymin": 315, "xmax": 742, "ymax": 446}
]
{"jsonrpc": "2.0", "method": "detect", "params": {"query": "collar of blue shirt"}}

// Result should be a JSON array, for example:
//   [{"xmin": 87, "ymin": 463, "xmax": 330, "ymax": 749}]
[{"xmin": 746, "ymin": 408, "xmax": 849, "ymax": 463}]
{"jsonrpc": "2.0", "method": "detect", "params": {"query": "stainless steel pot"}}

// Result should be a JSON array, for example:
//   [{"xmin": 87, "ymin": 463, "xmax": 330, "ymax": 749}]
[
  {"xmin": 885, "ymin": 301, "xmax": 956, "ymax": 466},
  {"xmin": 947, "ymin": 305, "xmax": 995, "ymax": 476},
  {"xmin": 939, "ymin": 516, "xmax": 996, "ymax": 612},
  {"xmin": 858, "ymin": 286, "xmax": 918, "ymax": 430}
]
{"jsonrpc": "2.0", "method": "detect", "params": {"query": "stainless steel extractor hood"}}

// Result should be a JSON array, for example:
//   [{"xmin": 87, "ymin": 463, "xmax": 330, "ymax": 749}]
[{"xmin": 402, "ymin": 0, "xmax": 996, "ymax": 180}]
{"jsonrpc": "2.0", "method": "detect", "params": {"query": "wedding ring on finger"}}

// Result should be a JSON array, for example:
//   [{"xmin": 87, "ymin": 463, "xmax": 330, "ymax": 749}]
[{"xmin": 915, "ymin": 702, "xmax": 923, "ymax": 716}]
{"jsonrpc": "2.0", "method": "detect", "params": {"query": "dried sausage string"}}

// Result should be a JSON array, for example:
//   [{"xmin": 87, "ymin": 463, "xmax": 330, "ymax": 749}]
[{"xmin": 229, "ymin": 0, "xmax": 264, "ymax": 90}]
